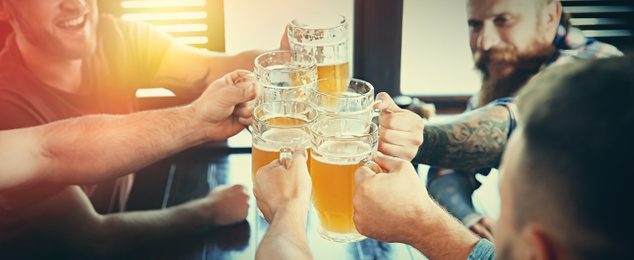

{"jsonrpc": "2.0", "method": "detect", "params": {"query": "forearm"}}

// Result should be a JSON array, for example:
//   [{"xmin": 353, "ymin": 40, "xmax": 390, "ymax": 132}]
[
  {"xmin": 413, "ymin": 105, "xmax": 511, "ymax": 169},
  {"xmin": 0, "ymin": 128, "xmax": 43, "ymax": 189},
  {"xmin": 256, "ymin": 201, "xmax": 312, "ymax": 260},
  {"xmin": 40, "ymin": 106, "xmax": 208, "ymax": 184},
  {"xmin": 154, "ymin": 44, "xmax": 268, "ymax": 95},
  {"xmin": 90, "ymin": 198, "xmax": 212, "ymax": 252},
  {"xmin": 409, "ymin": 202, "xmax": 480, "ymax": 260},
  {"xmin": 20, "ymin": 185, "xmax": 240, "ymax": 256}
]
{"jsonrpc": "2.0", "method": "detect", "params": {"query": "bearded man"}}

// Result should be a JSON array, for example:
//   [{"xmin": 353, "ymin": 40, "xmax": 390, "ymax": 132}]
[{"xmin": 411, "ymin": 0, "xmax": 623, "ymax": 242}]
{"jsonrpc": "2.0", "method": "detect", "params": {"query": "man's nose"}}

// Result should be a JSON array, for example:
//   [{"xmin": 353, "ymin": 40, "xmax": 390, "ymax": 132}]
[
  {"xmin": 60, "ymin": 0, "xmax": 87, "ymax": 12},
  {"xmin": 477, "ymin": 22, "xmax": 501, "ymax": 51}
]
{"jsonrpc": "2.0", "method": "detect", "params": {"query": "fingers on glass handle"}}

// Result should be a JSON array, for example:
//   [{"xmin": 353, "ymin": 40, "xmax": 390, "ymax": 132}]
[
  {"xmin": 360, "ymin": 159, "xmax": 382, "ymax": 173},
  {"xmin": 279, "ymin": 147, "xmax": 293, "ymax": 169},
  {"xmin": 371, "ymin": 108, "xmax": 393, "ymax": 124},
  {"xmin": 235, "ymin": 73, "xmax": 256, "ymax": 84}
]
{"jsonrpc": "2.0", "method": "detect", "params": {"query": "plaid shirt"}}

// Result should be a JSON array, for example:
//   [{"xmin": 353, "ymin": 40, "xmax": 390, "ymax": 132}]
[
  {"xmin": 480, "ymin": 24, "xmax": 624, "ymax": 136},
  {"xmin": 548, "ymin": 24, "xmax": 624, "ymax": 67}
]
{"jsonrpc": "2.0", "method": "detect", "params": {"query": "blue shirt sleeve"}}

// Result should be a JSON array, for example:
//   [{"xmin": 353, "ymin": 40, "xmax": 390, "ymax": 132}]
[
  {"xmin": 468, "ymin": 239, "xmax": 496, "ymax": 260},
  {"xmin": 490, "ymin": 97, "xmax": 518, "ymax": 138}
]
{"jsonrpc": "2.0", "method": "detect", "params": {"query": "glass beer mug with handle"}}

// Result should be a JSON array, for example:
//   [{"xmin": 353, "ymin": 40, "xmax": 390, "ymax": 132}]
[
  {"xmin": 308, "ymin": 77, "xmax": 377, "ymax": 122},
  {"xmin": 251, "ymin": 101, "xmax": 318, "ymax": 216},
  {"xmin": 309, "ymin": 118, "xmax": 382, "ymax": 243},
  {"xmin": 288, "ymin": 13, "xmax": 350, "ymax": 97},
  {"xmin": 254, "ymin": 50, "xmax": 317, "ymax": 104}
]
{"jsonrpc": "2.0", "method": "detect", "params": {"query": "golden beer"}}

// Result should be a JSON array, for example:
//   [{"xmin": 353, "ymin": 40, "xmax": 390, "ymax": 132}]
[
  {"xmin": 251, "ymin": 101, "xmax": 318, "ymax": 218},
  {"xmin": 310, "ymin": 140, "xmax": 372, "ymax": 241},
  {"xmin": 288, "ymin": 13, "xmax": 349, "ymax": 100},
  {"xmin": 317, "ymin": 62, "xmax": 350, "ymax": 96},
  {"xmin": 251, "ymin": 117, "xmax": 312, "ymax": 181}
]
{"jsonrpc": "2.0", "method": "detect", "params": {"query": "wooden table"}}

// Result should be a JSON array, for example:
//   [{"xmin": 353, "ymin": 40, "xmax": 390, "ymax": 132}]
[{"xmin": 123, "ymin": 130, "xmax": 430, "ymax": 260}]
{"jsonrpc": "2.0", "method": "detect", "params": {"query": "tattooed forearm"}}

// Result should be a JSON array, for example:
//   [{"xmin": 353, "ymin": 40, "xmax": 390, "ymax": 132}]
[{"xmin": 413, "ymin": 104, "xmax": 512, "ymax": 169}]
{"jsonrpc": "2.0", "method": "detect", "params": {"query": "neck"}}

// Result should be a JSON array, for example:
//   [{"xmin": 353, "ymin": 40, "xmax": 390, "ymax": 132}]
[{"xmin": 16, "ymin": 35, "xmax": 84, "ymax": 94}]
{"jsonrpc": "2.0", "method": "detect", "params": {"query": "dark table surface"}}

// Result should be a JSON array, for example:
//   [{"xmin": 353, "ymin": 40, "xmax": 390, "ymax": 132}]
[{"xmin": 123, "ymin": 130, "xmax": 430, "ymax": 260}]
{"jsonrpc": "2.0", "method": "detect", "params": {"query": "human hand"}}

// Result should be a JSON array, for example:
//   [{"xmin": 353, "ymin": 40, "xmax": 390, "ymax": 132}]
[
  {"xmin": 253, "ymin": 148, "xmax": 311, "ymax": 223},
  {"xmin": 191, "ymin": 70, "xmax": 257, "ymax": 141},
  {"xmin": 353, "ymin": 153, "xmax": 433, "ymax": 244},
  {"xmin": 468, "ymin": 215, "xmax": 496, "ymax": 242},
  {"xmin": 279, "ymin": 25, "xmax": 291, "ymax": 51},
  {"xmin": 204, "ymin": 184, "xmax": 250, "ymax": 226},
  {"xmin": 374, "ymin": 92, "xmax": 424, "ymax": 161}
]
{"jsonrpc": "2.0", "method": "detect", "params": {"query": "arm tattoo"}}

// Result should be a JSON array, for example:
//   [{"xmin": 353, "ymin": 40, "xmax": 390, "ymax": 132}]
[{"xmin": 413, "ymin": 105, "xmax": 511, "ymax": 169}]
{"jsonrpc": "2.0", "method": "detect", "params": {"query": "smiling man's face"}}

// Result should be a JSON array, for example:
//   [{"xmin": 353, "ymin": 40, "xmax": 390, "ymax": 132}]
[
  {"xmin": 3, "ymin": 0, "xmax": 99, "ymax": 60},
  {"xmin": 466, "ymin": 0, "xmax": 557, "ymax": 106},
  {"xmin": 467, "ymin": 0, "xmax": 552, "ymax": 78}
]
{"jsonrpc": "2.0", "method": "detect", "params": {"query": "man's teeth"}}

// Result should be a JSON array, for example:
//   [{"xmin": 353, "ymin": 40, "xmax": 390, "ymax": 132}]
[{"xmin": 61, "ymin": 16, "xmax": 85, "ymax": 28}]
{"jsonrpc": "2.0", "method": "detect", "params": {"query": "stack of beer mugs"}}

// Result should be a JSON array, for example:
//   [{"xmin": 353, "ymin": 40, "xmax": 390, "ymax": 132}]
[{"xmin": 251, "ymin": 14, "xmax": 380, "ymax": 243}]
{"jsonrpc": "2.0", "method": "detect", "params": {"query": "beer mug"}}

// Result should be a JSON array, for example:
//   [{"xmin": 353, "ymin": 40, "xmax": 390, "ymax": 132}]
[
  {"xmin": 254, "ymin": 50, "xmax": 317, "ymax": 104},
  {"xmin": 251, "ymin": 101, "xmax": 318, "ymax": 215},
  {"xmin": 288, "ymin": 13, "xmax": 350, "ymax": 96},
  {"xmin": 308, "ymin": 77, "xmax": 376, "ymax": 122},
  {"xmin": 309, "ymin": 118, "xmax": 381, "ymax": 242}
]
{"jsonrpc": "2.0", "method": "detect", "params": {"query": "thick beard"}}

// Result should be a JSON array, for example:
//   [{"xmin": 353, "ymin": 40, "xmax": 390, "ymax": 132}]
[{"xmin": 474, "ymin": 39, "xmax": 555, "ymax": 107}]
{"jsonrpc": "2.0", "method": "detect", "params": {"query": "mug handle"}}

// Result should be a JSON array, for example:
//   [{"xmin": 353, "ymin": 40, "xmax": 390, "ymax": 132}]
[
  {"xmin": 279, "ymin": 147, "xmax": 293, "ymax": 169},
  {"xmin": 372, "ymin": 100, "xmax": 394, "ymax": 124},
  {"xmin": 359, "ymin": 159, "xmax": 382, "ymax": 173},
  {"xmin": 234, "ymin": 73, "xmax": 256, "ymax": 84},
  {"xmin": 245, "ymin": 125, "xmax": 254, "ymax": 135}
]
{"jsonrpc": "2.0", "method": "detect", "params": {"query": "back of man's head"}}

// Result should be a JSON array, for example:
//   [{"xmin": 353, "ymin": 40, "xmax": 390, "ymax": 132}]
[{"xmin": 515, "ymin": 56, "xmax": 634, "ymax": 259}]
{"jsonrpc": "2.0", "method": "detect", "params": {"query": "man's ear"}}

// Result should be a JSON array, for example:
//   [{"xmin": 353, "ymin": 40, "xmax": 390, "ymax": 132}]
[
  {"xmin": 520, "ymin": 224, "xmax": 561, "ymax": 260},
  {"xmin": 543, "ymin": 1, "xmax": 562, "ymax": 32}
]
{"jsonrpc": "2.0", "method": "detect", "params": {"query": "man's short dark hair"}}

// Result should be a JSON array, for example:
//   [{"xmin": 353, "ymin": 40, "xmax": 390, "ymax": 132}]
[{"xmin": 515, "ymin": 57, "xmax": 634, "ymax": 259}]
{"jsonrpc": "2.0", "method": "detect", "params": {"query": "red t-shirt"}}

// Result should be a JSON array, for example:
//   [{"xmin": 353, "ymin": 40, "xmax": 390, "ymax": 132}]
[{"xmin": 0, "ymin": 14, "xmax": 174, "ymax": 244}]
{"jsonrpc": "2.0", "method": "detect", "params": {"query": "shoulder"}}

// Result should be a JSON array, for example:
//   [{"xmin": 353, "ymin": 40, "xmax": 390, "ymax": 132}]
[
  {"xmin": 98, "ymin": 13, "xmax": 173, "ymax": 42},
  {"xmin": 490, "ymin": 97, "xmax": 515, "ymax": 106},
  {"xmin": 553, "ymin": 26, "xmax": 624, "ymax": 65},
  {"xmin": 98, "ymin": 14, "xmax": 146, "ymax": 33}
]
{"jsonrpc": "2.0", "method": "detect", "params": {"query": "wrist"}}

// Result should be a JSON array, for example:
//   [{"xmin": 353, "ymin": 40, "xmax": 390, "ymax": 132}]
[
  {"xmin": 272, "ymin": 199, "xmax": 310, "ymax": 223},
  {"xmin": 402, "ymin": 197, "xmax": 439, "ymax": 246},
  {"xmin": 269, "ymin": 199, "xmax": 310, "ymax": 238},
  {"xmin": 410, "ymin": 200, "xmax": 480, "ymax": 259},
  {"xmin": 179, "ymin": 105, "xmax": 212, "ymax": 144}
]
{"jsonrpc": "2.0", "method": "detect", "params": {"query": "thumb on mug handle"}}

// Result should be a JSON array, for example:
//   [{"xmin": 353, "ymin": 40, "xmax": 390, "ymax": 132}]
[
  {"xmin": 360, "ymin": 159, "xmax": 382, "ymax": 174},
  {"xmin": 279, "ymin": 147, "xmax": 293, "ymax": 169}
]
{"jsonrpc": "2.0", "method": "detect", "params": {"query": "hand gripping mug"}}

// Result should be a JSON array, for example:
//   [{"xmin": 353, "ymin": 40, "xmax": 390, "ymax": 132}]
[
  {"xmin": 309, "ymin": 118, "xmax": 381, "ymax": 242},
  {"xmin": 251, "ymin": 101, "xmax": 318, "ymax": 216}
]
